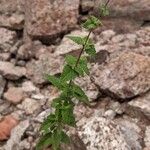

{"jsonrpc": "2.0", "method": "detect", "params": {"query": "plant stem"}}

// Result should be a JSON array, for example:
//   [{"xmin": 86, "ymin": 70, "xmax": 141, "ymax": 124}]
[
  {"xmin": 74, "ymin": 30, "xmax": 92, "ymax": 68},
  {"xmin": 105, "ymin": 0, "xmax": 111, "ymax": 7},
  {"xmin": 68, "ymin": 30, "xmax": 92, "ymax": 86}
]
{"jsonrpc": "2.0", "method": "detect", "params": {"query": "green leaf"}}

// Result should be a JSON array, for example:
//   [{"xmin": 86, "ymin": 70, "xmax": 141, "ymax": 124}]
[
  {"xmin": 47, "ymin": 75, "xmax": 62, "ymax": 89},
  {"xmin": 85, "ymin": 44, "xmax": 96, "ymax": 56},
  {"xmin": 36, "ymin": 133, "xmax": 53, "ymax": 150},
  {"xmin": 61, "ymin": 102, "xmax": 75, "ymax": 126},
  {"xmin": 65, "ymin": 55, "xmax": 89, "ymax": 76},
  {"xmin": 82, "ymin": 15, "xmax": 102, "ymax": 30},
  {"xmin": 52, "ymin": 129, "xmax": 62, "ymax": 150},
  {"xmin": 79, "ymin": 57, "xmax": 89, "ymax": 75},
  {"xmin": 72, "ymin": 83, "xmax": 89, "ymax": 105},
  {"xmin": 61, "ymin": 65, "xmax": 78, "ymax": 82},
  {"xmin": 40, "ymin": 114, "xmax": 56, "ymax": 132},
  {"xmin": 67, "ymin": 36, "xmax": 85, "ymax": 45},
  {"xmin": 100, "ymin": 4, "xmax": 109, "ymax": 16},
  {"xmin": 61, "ymin": 131, "xmax": 70, "ymax": 144},
  {"xmin": 65, "ymin": 55, "xmax": 77, "ymax": 67}
]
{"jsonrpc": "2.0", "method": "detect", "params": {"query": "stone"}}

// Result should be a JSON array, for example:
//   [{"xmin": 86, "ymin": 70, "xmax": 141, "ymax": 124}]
[
  {"xmin": 94, "ymin": 18, "xmax": 141, "ymax": 33},
  {"xmin": 109, "ymin": 101, "xmax": 125, "ymax": 115},
  {"xmin": 55, "ymin": 30, "xmax": 94, "ymax": 56},
  {"xmin": 0, "ymin": 28, "xmax": 17, "ymax": 52},
  {"xmin": 0, "ymin": 102, "xmax": 10, "ymax": 115},
  {"xmin": 144, "ymin": 126, "xmax": 150, "ymax": 148},
  {"xmin": 0, "ymin": 75, "xmax": 6, "ymax": 98},
  {"xmin": 0, "ymin": 53, "xmax": 10, "ymax": 61},
  {"xmin": 25, "ymin": 0, "xmax": 79, "ymax": 40},
  {"xmin": 100, "ymin": 30, "xmax": 116, "ymax": 41},
  {"xmin": 104, "ymin": 109, "xmax": 116, "ymax": 119},
  {"xmin": 92, "ymin": 52, "xmax": 150, "ymax": 100},
  {"xmin": 0, "ymin": 61, "xmax": 26, "ymax": 80},
  {"xmin": 19, "ymin": 98, "xmax": 41, "ymax": 115},
  {"xmin": 0, "ymin": 115, "xmax": 19, "ymax": 141},
  {"xmin": 117, "ymin": 119, "xmax": 142, "ymax": 150},
  {"xmin": 94, "ymin": 0, "xmax": 150, "ymax": 21},
  {"xmin": 128, "ymin": 92, "xmax": 150, "ymax": 119},
  {"xmin": 26, "ymin": 53, "xmax": 64, "ymax": 84},
  {"xmin": 75, "ymin": 76, "xmax": 99, "ymax": 101},
  {"xmin": 77, "ymin": 116, "xmax": 131, "ymax": 150},
  {"xmin": 4, "ymin": 120, "xmax": 30, "ymax": 150},
  {"xmin": 0, "ymin": 0, "xmax": 24, "ymax": 29},
  {"xmin": 22, "ymin": 81, "xmax": 37, "ymax": 94},
  {"xmin": 34, "ymin": 109, "xmax": 52, "ymax": 123},
  {"xmin": 60, "ymin": 134, "xmax": 87, "ymax": 150},
  {"xmin": 4, "ymin": 87, "xmax": 24, "ymax": 104},
  {"xmin": 80, "ymin": 0, "xmax": 94, "ymax": 13}
]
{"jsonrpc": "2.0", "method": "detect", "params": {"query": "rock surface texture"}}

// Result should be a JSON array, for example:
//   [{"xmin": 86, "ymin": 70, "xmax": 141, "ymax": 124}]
[
  {"xmin": 77, "ymin": 116, "xmax": 132, "ymax": 150},
  {"xmin": 0, "ymin": 0, "xmax": 24, "ymax": 29},
  {"xmin": 25, "ymin": 0, "xmax": 79, "ymax": 40},
  {"xmin": 0, "ymin": 0, "xmax": 150, "ymax": 149},
  {"xmin": 92, "ymin": 52, "xmax": 150, "ymax": 100}
]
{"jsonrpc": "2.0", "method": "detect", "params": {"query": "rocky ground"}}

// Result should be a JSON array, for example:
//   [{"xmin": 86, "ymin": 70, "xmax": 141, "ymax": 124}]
[{"xmin": 0, "ymin": 0, "xmax": 150, "ymax": 150}]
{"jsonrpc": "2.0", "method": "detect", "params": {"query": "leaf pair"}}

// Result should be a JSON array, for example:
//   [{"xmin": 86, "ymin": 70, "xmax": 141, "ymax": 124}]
[
  {"xmin": 65, "ymin": 55, "xmax": 89, "ymax": 77},
  {"xmin": 82, "ymin": 15, "xmax": 102, "ymax": 30},
  {"xmin": 100, "ymin": 4, "xmax": 109, "ymax": 16},
  {"xmin": 67, "ymin": 36, "xmax": 96, "ymax": 56},
  {"xmin": 36, "ymin": 129, "xmax": 70, "ymax": 150}
]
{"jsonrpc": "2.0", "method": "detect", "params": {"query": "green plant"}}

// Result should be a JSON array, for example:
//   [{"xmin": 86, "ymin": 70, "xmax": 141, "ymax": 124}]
[{"xmin": 36, "ymin": 1, "xmax": 110, "ymax": 150}]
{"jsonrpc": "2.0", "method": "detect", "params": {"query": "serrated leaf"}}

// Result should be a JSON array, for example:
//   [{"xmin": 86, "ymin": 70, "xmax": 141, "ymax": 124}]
[
  {"xmin": 65, "ymin": 55, "xmax": 89, "ymax": 76},
  {"xmin": 85, "ymin": 44, "xmax": 96, "ymax": 56},
  {"xmin": 65, "ymin": 55, "xmax": 77, "ymax": 67},
  {"xmin": 100, "ymin": 4, "xmax": 109, "ymax": 16},
  {"xmin": 52, "ymin": 129, "xmax": 62, "ymax": 150},
  {"xmin": 71, "ymin": 83, "xmax": 89, "ymax": 105},
  {"xmin": 40, "ymin": 114, "xmax": 56, "ymax": 132},
  {"xmin": 75, "ymin": 66, "xmax": 84, "ymax": 76},
  {"xmin": 51, "ymin": 97, "xmax": 62, "ymax": 108},
  {"xmin": 79, "ymin": 57, "xmax": 89, "ymax": 75},
  {"xmin": 61, "ymin": 65, "xmax": 78, "ymax": 82},
  {"xmin": 47, "ymin": 75, "xmax": 62, "ymax": 89},
  {"xmin": 67, "ymin": 36, "xmax": 84, "ymax": 45},
  {"xmin": 82, "ymin": 15, "xmax": 102, "ymax": 30},
  {"xmin": 36, "ymin": 133, "xmax": 53, "ymax": 150},
  {"xmin": 61, "ymin": 102, "xmax": 75, "ymax": 126},
  {"xmin": 61, "ymin": 131, "xmax": 70, "ymax": 144}
]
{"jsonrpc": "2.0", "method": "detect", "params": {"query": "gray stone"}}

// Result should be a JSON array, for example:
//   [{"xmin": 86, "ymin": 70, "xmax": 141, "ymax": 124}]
[
  {"xmin": 0, "ymin": 28, "xmax": 17, "ymax": 52},
  {"xmin": 0, "ymin": 0, "xmax": 24, "ymax": 29},
  {"xmin": 144, "ymin": 126, "xmax": 150, "ymax": 148},
  {"xmin": 117, "ymin": 119, "xmax": 142, "ymax": 150},
  {"xmin": 75, "ymin": 76, "xmax": 99, "ymax": 102},
  {"xmin": 77, "ymin": 116, "xmax": 131, "ymax": 150},
  {"xmin": 100, "ymin": 30, "xmax": 116, "ymax": 41},
  {"xmin": 104, "ymin": 109, "xmax": 116, "ymax": 119},
  {"xmin": 22, "ymin": 81, "xmax": 38, "ymax": 94},
  {"xmin": 34, "ymin": 109, "xmax": 52, "ymax": 123},
  {"xmin": 0, "ymin": 53, "xmax": 10, "ymax": 61},
  {"xmin": 0, "ymin": 61, "xmax": 26, "ymax": 80},
  {"xmin": 92, "ymin": 52, "xmax": 150, "ymax": 100},
  {"xmin": 128, "ymin": 92, "xmax": 150, "ymax": 119},
  {"xmin": 109, "ymin": 101, "xmax": 125, "ymax": 115},
  {"xmin": 26, "ymin": 53, "xmax": 64, "ymax": 84},
  {"xmin": 19, "ymin": 98, "xmax": 41, "ymax": 115},
  {"xmin": 0, "ymin": 75, "xmax": 6, "ymax": 98},
  {"xmin": 4, "ymin": 120, "xmax": 30, "ymax": 150},
  {"xmin": 55, "ymin": 30, "xmax": 94, "ymax": 56}
]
